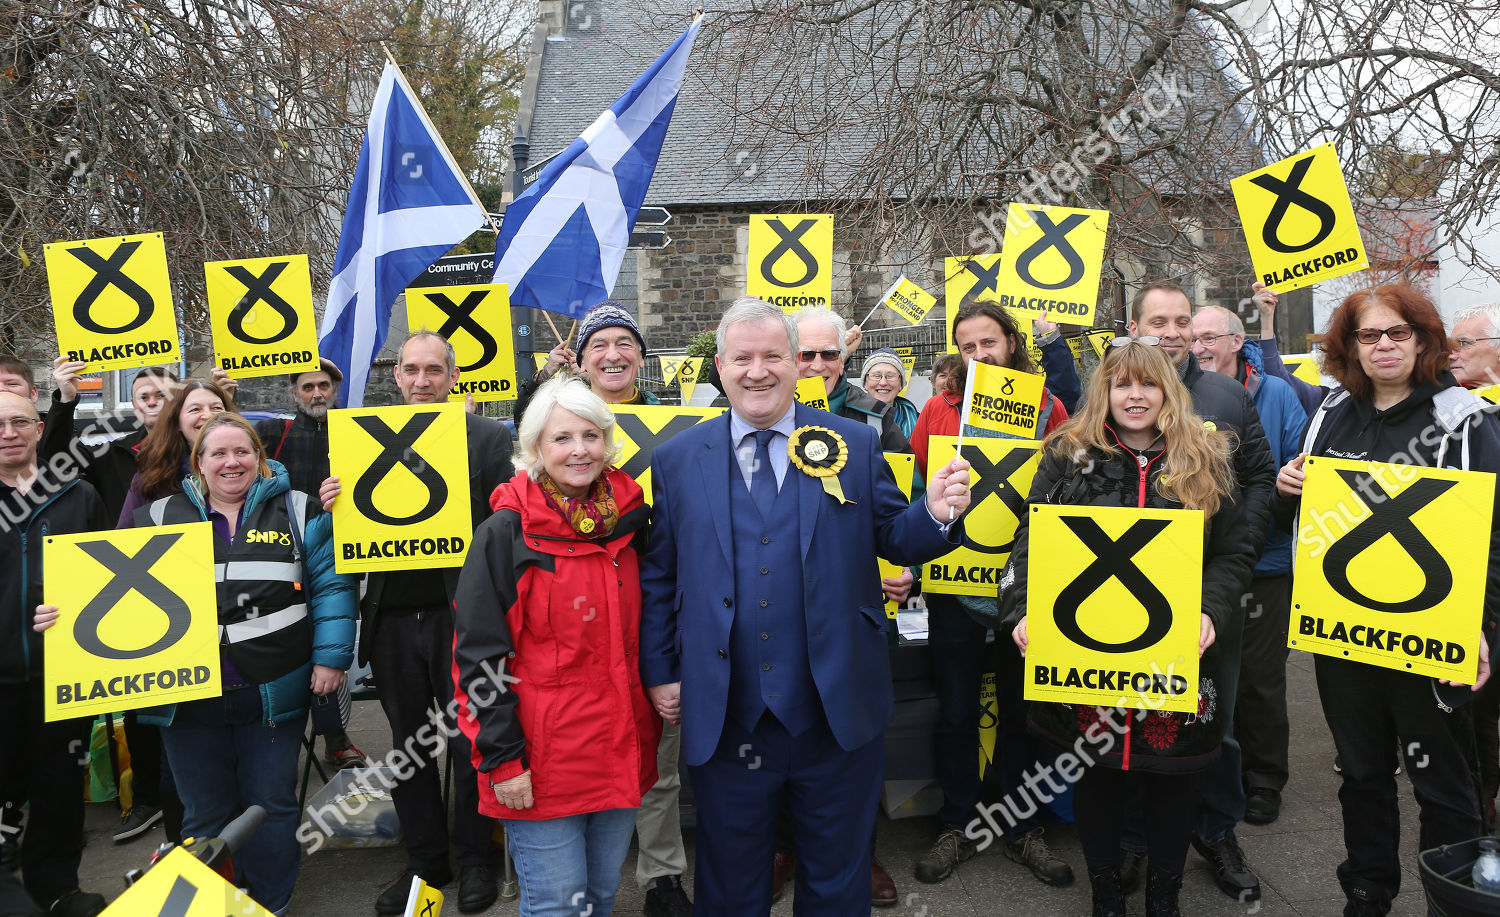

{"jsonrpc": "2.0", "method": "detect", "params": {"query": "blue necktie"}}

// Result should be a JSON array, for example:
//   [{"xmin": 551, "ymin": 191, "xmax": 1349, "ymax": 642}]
[{"xmin": 750, "ymin": 429, "xmax": 778, "ymax": 518}]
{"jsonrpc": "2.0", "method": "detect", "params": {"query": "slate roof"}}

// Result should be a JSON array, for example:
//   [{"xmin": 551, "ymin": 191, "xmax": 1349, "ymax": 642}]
[{"xmin": 521, "ymin": 0, "xmax": 1261, "ymax": 208}]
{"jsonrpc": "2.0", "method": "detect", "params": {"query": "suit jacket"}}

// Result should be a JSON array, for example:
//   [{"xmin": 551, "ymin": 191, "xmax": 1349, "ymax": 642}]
[
  {"xmin": 640, "ymin": 403, "xmax": 962, "ymax": 766},
  {"xmin": 358, "ymin": 411, "xmax": 514, "ymax": 665}
]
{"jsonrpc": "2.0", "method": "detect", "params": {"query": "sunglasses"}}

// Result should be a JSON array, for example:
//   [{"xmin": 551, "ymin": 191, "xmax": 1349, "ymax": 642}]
[
  {"xmin": 797, "ymin": 349, "xmax": 843, "ymax": 363},
  {"xmin": 1355, "ymin": 324, "xmax": 1414, "ymax": 345}
]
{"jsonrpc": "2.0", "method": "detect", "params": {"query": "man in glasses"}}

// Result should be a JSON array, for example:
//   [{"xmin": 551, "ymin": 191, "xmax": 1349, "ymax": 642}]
[
  {"xmin": 0, "ymin": 392, "xmax": 112, "ymax": 916},
  {"xmin": 1190, "ymin": 306, "xmax": 1306, "ymax": 835},
  {"xmin": 796, "ymin": 307, "xmax": 911, "ymax": 453},
  {"xmin": 1124, "ymin": 283, "xmax": 1277, "ymax": 903}
]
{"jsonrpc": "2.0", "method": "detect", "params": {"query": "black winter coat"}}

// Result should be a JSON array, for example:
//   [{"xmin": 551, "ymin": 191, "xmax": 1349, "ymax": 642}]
[
  {"xmin": 1, "ymin": 472, "xmax": 110, "ymax": 685},
  {"xmin": 1178, "ymin": 357, "xmax": 1278, "ymax": 555},
  {"xmin": 998, "ymin": 434, "xmax": 1257, "ymax": 774}
]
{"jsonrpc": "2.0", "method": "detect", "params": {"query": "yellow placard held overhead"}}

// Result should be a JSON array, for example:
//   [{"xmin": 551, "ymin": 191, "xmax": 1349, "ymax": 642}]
[
  {"xmin": 99, "ymin": 846, "xmax": 276, "ymax": 917},
  {"xmin": 610, "ymin": 405, "xmax": 724, "ymax": 505},
  {"xmin": 1291, "ymin": 457, "xmax": 1493, "ymax": 680},
  {"xmin": 205, "ymin": 254, "xmax": 320, "ymax": 379},
  {"xmin": 924, "ymin": 437, "xmax": 1041, "ymax": 596},
  {"xmin": 329, "ymin": 403, "xmax": 472, "ymax": 573},
  {"xmin": 1280, "ymin": 354, "xmax": 1323, "ymax": 388},
  {"xmin": 963, "ymin": 360, "xmax": 1046, "ymax": 439},
  {"xmin": 44, "ymin": 523, "xmax": 220, "ymax": 722},
  {"xmin": 944, "ymin": 255, "xmax": 1003, "ymax": 354},
  {"xmin": 45, "ymin": 233, "xmax": 180, "ymax": 372},
  {"xmin": 405, "ymin": 283, "xmax": 517, "ymax": 403},
  {"xmin": 880, "ymin": 276, "xmax": 937, "ymax": 326},
  {"xmin": 995, "ymin": 203, "xmax": 1110, "ymax": 325},
  {"xmin": 879, "ymin": 452, "xmax": 917, "ymax": 619},
  {"xmin": 1231, "ymin": 144, "xmax": 1369, "ymax": 292},
  {"xmin": 1025, "ymin": 505, "xmax": 1204, "ymax": 713},
  {"xmin": 748, "ymin": 214, "xmax": 833, "ymax": 310},
  {"xmin": 794, "ymin": 375, "xmax": 831, "ymax": 412}
]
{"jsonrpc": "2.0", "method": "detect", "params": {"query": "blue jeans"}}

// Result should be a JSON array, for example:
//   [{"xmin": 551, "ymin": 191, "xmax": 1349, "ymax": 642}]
[
  {"xmin": 504, "ymin": 808, "xmax": 637, "ymax": 917},
  {"xmin": 160, "ymin": 687, "xmax": 306, "ymax": 915}
]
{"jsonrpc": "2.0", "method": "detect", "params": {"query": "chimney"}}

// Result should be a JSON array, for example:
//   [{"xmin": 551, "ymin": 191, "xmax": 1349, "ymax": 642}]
[{"xmin": 538, "ymin": 0, "xmax": 565, "ymax": 35}]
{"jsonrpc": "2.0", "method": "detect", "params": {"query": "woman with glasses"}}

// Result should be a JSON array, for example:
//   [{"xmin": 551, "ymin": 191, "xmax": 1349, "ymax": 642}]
[
  {"xmin": 1000, "ymin": 340, "xmax": 1254, "ymax": 916},
  {"xmin": 858, "ymin": 349, "xmax": 919, "ymax": 437},
  {"xmin": 1274, "ymin": 284, "xmax": 1500, "ymax": 916}
]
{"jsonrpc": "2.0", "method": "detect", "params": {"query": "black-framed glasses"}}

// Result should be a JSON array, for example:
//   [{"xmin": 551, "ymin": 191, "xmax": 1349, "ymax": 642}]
[
  {"xmin": 1455, "ymin": 336, "xmax": 1500, "ymax": 350},
  {"xmin": 1192, "ymin": 332, "xmax": 1236, "ymax": 346},
  {"xmin": 797, "ymin": 349, "xmax": 843, "ymax": 363},
  {"xmin": 1110, "ymin": 336, "xmax": 1161, "ymax": 348},
  {"xmin": 1355, "ymin": 324, "xmax": 1414, "ymax": 345}
]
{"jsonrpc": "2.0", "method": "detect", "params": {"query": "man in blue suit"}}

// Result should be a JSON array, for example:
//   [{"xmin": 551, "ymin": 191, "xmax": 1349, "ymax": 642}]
[{"xmin": 640, "ymin": 297, "xmax": 974, "ymax": 915}]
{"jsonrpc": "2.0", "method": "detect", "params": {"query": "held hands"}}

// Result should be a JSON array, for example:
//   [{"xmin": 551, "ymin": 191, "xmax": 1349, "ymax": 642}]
[
  {"xmin": 881, "ymin": 570, "xmax": 913, "ymax": 606},
  {"xmin": 540, "ymin": 344, "xmax": 576, "ymax": 380},
  {"xmin": 926, "ymin": 457, "xmax": 972, "ymax": 520},
  {"xmin": 1015, "ymin": 613, "xmax": 1214, "ymax": 657},
  {"xmin": 51, "ymin": 356, "xmax": 85, "ymax": 403},
  {"xmin": 33, "ymin": 605, "xmax": 59, "ymax": 632},
  {"xmin": 310, "ymin": 665, "xmax": 345, "ymax": 696},
  {"xmin": 648, "ymin": 682, "xmax": 681, "ymax": 725},
  {"xmin": 210, "ymin": 367, "xmax": 240, "ymax": 400},
  {"xmin": 492, "ymin": 771, "xmax": 534, "ymax": 810},
  {"xmin": 1012, "ymin": 616, "xmax": 1028, "ymax": 656},
  {"xmin": 1200, "ymin": 614, "xmax": 1216, "ymax": 657},
  {"xmin": 1440, "ymin": 635, "xmax": 1492, "ymax": 692},
  {"xmin": 1277, "ymin": 453, "xmax": 1307, "ymax": 498}
]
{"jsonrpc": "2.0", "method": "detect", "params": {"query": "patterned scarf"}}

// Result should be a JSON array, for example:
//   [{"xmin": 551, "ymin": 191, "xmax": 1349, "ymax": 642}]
[{"xmin": 537, "ymin": 472, "xmax": 620, "ymax": 538}]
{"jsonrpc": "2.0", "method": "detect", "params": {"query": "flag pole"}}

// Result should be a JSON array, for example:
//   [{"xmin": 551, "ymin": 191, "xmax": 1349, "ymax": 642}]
[
  {"xmin": 951, "ymin": 359, "xmax": 977, "ymax": 521},
  {"xmin": 379, "ymin": 43, "xmax": 502, "ymax": 236}
]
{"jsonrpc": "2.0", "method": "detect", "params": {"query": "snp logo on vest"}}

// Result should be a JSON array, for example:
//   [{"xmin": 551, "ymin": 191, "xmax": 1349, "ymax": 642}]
[{"xmin": 246, "ymin": 529, "xmax": 292, "ymax": 545}]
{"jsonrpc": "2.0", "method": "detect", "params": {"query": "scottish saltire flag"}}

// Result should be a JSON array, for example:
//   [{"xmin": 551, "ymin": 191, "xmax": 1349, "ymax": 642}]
[
  {"xmin": 319, "ymin": 60, "xmax": 486, "ymax": 407},
  {"xmin": 493, "ymin": 14, "xmax": 702, "ymax": 318}
]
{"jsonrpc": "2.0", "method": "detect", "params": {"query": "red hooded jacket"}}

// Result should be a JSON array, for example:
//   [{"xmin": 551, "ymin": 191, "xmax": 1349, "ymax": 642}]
[{"xmin": 452, "ymin": 467, "xmax": 660, "ymax": 820}]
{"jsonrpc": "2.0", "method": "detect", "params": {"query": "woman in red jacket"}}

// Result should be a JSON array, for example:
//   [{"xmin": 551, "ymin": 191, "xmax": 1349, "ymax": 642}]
[{"xmin": 452, "ymin": 377, "xmax": 660, "ymax": 917}]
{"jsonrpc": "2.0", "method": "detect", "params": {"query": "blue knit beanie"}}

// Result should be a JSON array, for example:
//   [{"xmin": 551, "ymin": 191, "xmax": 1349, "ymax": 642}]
[{"xmin": 574, "ymin": 300, "xmax": 646, "ymax": 364}]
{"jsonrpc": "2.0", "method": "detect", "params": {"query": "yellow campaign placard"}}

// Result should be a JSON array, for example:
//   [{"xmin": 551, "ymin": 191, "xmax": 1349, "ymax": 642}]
[
  {"xmin": 1474, "ymin": 384, "xmax": 1500, "ymax": 405},
  {"xmin": 1086, "ymin": 329, "xmax": 1114, "ymax": 360},
  {"xmin": 795, "ymin": 375, "xmax": 830, "ymax": 412},
  {"xmin": 924, "ymin": 437, "xmax": 1041, "ymax": 596},
  {"xmin": 610, "ymin": 405, "xmax": 724, "ymax": 505},
  {"xmin": 45, "ymin": 233, "xmax": 180, "ymax": 372},
  {"xmin": 879, "ymin": 452, "xmax": 916, "ymax": 619},
  {"xmin": 995, "ymin": 203, "xmax": 1109, "ymax": 325},
  {"xmin": 944, "ymin": 255, "xmax": 1003, "ymax": 354},
  {"xmin": 406, "ymin": 283, "xmax": 517, "ymax": 403},
  {"xmin": 1291, "ymin": 457, "xmax": 1493, "ymax": 680},
  {"xmin": 1280, "ymin": 354, "xmax": 1323, "ymax": 388},
  {"xmin": 748, "ymin": 214, "xmax": 833, "ymax": 310},
  {"xmin": 880, "ymin": 275, "xmax": 937, "ymax": 326},
  {"xmin": 964, "ymin": 360, "xmax": 1046, "ymax": 438},
  {"xmin": 43, "ymin": 523, "xmax": 220, "ymax": 722},
  {"xmin": 403, "ymin": 875, "xmax": 445, "ymax": 917},
  {"xmin": 99, "ymin": 846, "xmax": 276, "ymax": 917},
  {"xmin": 205, "ymin": 254, "xmax": 320, "ymax": 380},
  {"xmin": 659, "ymin": 355, "xmax": 686, "ymax": 384},
  {"xmin": 978, "ymin": 670, "xmax": 998, "ymax": 776},
  {"xmin": 892, "ymin": 346, "xmax": 916, "ymax": 396},
  {"xmin": 1231, "ymin": 144, "xmax": 1369, "ymax": 292},
  {"xmin": 329, "ymin": 403, "xmax": 472, "ymax": 573},
  {"xmin": 1025, "ymin": 505, "xmax": 1204, "ymax": 712},
  {"xmin": 532, "ymin": 353, "xmax": 550, "ymax": 373}
]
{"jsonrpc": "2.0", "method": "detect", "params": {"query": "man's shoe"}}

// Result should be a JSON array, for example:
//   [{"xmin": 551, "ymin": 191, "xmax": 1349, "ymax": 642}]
[
  {"xmin": 1004, "ymin": 826, "xmax": 1074, "ymax": 886},
  {"xmin": 1118, "ymin": 849, "xmax": 1146, "ymax": 894},
  {"xmin": 644, "ymin": 875, "xmax": 693, "ymax": 917},
  {"xmin": 871, "ymin": 858, "xmax": 897, "ymax": 907},
  {"xmin": 914, "ymin": 828, "xmax": 977, "ymax": 884},
  {"xmin": 771, "ymin": 852, "xmax": 795, "ymax": 903},
  {"xmin": 48, "ymin": 891, "xmax": 105, "ymax": 917},
  {"xmin": 112, "ymin": 805, "xmax": 163, "ymax": 843},
  {"xmin": 376, "ymin": 868, "xmax": 453, "ymax": 916},
  {"xmin": 1192, "ymin": 834, "xmax": 1260, "ymax": 901},
  {"xmin": 457, "ymin": 865, "xmax": 497, "ymax": 914},
  {"xmin": 1244, "ymin": 788, "xmax": 1281, "ymax": 825}
]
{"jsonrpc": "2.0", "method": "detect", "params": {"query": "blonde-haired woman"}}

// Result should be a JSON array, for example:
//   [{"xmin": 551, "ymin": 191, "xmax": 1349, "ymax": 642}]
[
  {"xmin": 1001, "ymin": 341, "xmax": 1256, "ymax": 917},
  {"xmin": 452, "ymin": 377, "xmax": 659, "ymax": 917}
]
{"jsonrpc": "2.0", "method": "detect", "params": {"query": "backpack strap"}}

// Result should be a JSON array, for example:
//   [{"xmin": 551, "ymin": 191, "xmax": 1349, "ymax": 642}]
[
  {"xmin": 271, "ymin": 418, "xmax": 293, "ymax": 461},
  {"xmin": 284, "ymin": 490, "xmax": 308, "ymax": 570}
]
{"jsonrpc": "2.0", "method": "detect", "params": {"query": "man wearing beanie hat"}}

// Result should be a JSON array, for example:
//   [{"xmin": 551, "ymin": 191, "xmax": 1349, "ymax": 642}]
[
  {"xmin": 514, "ymin": 300, "xmax": 660, "ymax": 429},
  {"xmin": 860, "ymin": 349, "xmax": 919, "ymax": 438}
]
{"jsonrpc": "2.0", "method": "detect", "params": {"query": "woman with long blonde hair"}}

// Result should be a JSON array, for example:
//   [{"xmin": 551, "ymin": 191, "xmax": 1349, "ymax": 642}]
[{"xmin": 1000, "ymin": 340, "xmax": 1256, "ymax": 917}]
